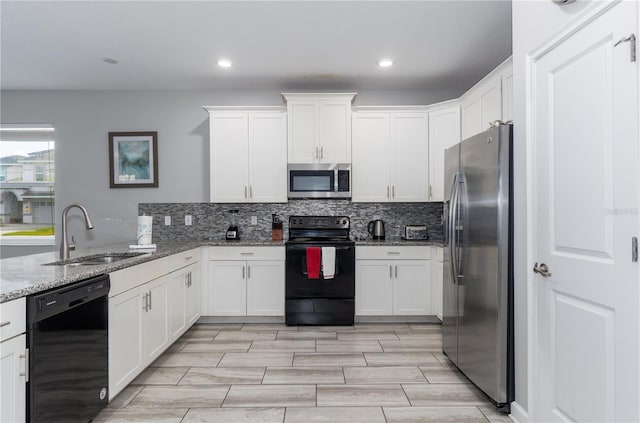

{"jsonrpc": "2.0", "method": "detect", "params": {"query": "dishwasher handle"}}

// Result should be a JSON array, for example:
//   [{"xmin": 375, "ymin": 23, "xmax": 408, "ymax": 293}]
[{"xmin": 27, "ymin": 274, "xmax": 110, "ymax": 323}]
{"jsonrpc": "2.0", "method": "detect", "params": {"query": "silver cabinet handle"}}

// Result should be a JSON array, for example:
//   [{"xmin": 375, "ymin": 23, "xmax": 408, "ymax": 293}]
[
  {"xmin": 395, "ymin": 265, "xmax": 398, "ymax": 278},
  {"xmin": 240, "ymin": 252, "xmax": 254, "ymax": 256},
  {"xmin": 242, "ymin": 266, "xmax": 245, "ymax": 279},
  {"xmin": 387, "ymin": 251, "xmax": 400, "ymax": 255},
  {"xmin": 390, "ymin": 265, "xmax": 393, "ymax": 279},
  {"xmin": 149, "ymin": 291, "xmax": 152, "ymax": 310},
  {"xmin": 19, "ymin": 348, "xmax": 29, "ymax": 382},
  {"xmin": 429, "ymin": 185, "xmax": 432, "ymax": 199},
  {"xmin": 392, "ymin": 185, "xmax": 395, "ymax": 198},
  {"xmin": 249, "ymin": 185, "xmax": 253, "ymax": 198},
  {"xmin": 142, "ymin": 292, "xmax": 148, "ymax": 312},
  {"xmin": 533, "ymin": 262, "xmax": 552, "ymax": 277},
  {"xmin": 244, "ymin": 186, "xmax": 248, "ymax": 198},
  {"xmin": 247, "ymin": 265, "xmax": 251, "ymax": 279},
  {"xmin": 184, "ymin": 256, "xmax": 193, "ymax": 261},
  {"xmin": 320, "ymin": 146, "xmax": 324, "ymax": 159},
  {"xmin": 387, "ymin": 186, "xmax": 390, "ymax": 198},
  {"xmin": 0, "ymin": 321, "xmax": 10, "ymax": 328},
  {"xmin": 315, "ymin": 147, "xmax": 319, "ymax": 159}
]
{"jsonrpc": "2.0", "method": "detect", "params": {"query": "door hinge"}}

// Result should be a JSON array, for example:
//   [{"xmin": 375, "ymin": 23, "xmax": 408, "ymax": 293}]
[
  {"xmin": 632, "ymin": 237, "xmax": 638, "ymax": 262},
  {"xmin": 614, "ymin": 34, "xmax": 636, "ymax": 62}
]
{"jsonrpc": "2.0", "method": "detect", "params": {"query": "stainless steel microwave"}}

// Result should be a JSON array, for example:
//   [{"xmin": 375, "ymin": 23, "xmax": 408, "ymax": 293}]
[{"xmin": 287, "ymin": 163, "xmax": 351, "ymax": 199}]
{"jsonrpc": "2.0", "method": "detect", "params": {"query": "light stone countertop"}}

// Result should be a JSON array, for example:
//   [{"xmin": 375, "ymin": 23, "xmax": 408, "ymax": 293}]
[{"xmin": 0, "ymin": 237, "xmax": 441, "ymax": 303}]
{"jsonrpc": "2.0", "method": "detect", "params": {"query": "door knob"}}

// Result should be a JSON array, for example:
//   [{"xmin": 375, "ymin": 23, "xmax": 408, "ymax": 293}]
[{"xmin": 533, "ymin": 262, "xmax": 552, "ymax": 277}]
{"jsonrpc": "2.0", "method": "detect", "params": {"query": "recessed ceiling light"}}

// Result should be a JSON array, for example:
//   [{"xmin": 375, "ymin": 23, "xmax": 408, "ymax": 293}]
[
  {"xmin": 217, "ymin": 59, "xmax": 232, "ymax": 68},
  {"xmin": 378, "ymin": 59, "xmax": 394, "ymax": 68},
  {"xmin": 102, "ymin": 57, "xmax": 119, "ymax": 65}
]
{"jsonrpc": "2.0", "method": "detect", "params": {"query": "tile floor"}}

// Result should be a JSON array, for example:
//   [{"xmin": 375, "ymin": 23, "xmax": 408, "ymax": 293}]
[{"xmin": 95, "ymin": 323, "xmax": 513, "ymax": 423}]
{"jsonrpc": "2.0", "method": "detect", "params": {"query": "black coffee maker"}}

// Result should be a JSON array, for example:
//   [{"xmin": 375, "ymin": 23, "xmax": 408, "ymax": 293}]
[{"xmin": 225, "ymin": 209, "xmax": 240, "ymax": 240}]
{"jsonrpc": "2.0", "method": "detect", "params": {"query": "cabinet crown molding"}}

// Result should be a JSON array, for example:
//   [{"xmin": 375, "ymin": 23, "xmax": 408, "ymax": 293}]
[
  {"xmin": 281, "ymin": 92, "xmax": 357, "ymax": 103},
  {"xmin": 203, "ymin": 106, "xmax": 286, "ymax": 113}
]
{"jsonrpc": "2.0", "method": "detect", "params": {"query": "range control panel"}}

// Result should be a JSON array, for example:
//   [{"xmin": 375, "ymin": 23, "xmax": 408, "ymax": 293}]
[{"xmin": 289, "ymin": 216, "xmax": 350, "ymax": 230}]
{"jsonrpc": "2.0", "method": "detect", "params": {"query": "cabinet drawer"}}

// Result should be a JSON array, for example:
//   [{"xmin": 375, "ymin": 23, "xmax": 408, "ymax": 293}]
[
  {"xmin": 0, "ymin": 297, "xmax": 26, "ymax": 341},
  {"xmin": 171, "ymin": 248, "xmax": 200, "ymax": 269},
  {"xmin": 209, "ymin": 246, "xmax": 285, "ymax": 261},
  {"xmin": 356, "ymin": 246, "xmax": 430, "ymax": 260},
  {"xmin": 109, "ymin": 255, "xmax": 173, "ymax": 297}
]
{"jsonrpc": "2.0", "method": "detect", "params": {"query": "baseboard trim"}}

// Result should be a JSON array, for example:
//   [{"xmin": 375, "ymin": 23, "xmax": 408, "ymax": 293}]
[{"xmin": 509, "ymin": 401, "xmax": 529, "ymax": 423}]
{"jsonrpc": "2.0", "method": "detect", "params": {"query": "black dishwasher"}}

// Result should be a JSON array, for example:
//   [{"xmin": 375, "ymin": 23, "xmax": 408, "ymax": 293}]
[{"xmin": 26, "ymin": 274, "xmax": 110, "ymax": 423}]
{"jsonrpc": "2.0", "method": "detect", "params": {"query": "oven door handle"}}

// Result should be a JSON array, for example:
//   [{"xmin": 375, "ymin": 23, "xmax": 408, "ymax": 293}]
[{"xmin": 286, "ymin": 244, "xmax": 354, "ymax": 252}]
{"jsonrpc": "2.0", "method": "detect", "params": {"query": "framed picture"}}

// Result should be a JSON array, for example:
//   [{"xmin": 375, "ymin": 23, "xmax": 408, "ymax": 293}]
[{"xmin": 108, "ymin": 132, "xmax": 158, "ymax": 188}]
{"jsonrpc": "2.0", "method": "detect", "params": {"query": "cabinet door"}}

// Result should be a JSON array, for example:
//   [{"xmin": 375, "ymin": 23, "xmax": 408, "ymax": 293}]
[
  {"xmin": 108, "ymin": 286, "xmax": 143, "ymax": 400},
  {"xmin": 142, "ymin": 277, "xmax": 169, "ymax": 364},
  {"xmin": 0, "ymin": 334, "xmax": 26, "ymax": 423},
  {"xmin": 461, "ymin": 98, "xmax": 482, "ymax": 140},
  {"xmin": 355, "ymin": 260, "xmax": 393, "ymax": 315},
  {"xmin": 185, "ymin": 264, "xmax": 201, "ymax": 326},
  {"xmin": 249, "ymin": 112, "xmax": 288, "ymax": 202},
  {"xmin": 287, "ymin": 102, "xmax": 316, "ymax": 163},
  {"xmin": 390, "ymin": 112, "xmax": 429, "ymax": 202},
  {"xmin": 428, "ymin": 106, "xmax": 461, "ymax": 202},
  {"xmin": 209, "ymin": 261, "xmax": 246, "ymax": 316},
  {"xmin": 246, "ymin": 260, "xmax": 285, "ymax": 316},
  {"xmin": 210, "ymin": 112, "xmax": 249, "ymax": 202},
  {"xmin": 431, "ymin": 248, "xmax": 443, "ymax": 320},
  {"xmin": 352, "ymin": 112, "xmax": 391, "ymax": 202},
  {"xmin": 393, "ymin": 260, "xmax": 431, "ymax": 315},
  {"xmin": 167, "ymin": 272, "xmax": 187, "ymax": 340},
  {"xmin": 318, "ymin": 101, "xmax": 351, "ymax": 162}
]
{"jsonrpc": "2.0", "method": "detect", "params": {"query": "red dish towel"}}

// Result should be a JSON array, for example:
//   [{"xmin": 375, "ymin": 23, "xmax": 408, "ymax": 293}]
[{"xmin": 306, "ymin": 247, "xmax": 321, "ymax": 279}]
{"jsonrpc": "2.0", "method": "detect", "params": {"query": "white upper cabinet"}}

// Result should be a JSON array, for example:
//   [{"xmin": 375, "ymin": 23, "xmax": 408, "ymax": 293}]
[
  {"xmin": 428, "ymin": 103, "xmax": 461, "ymax": 202},
  {"xmin": 352, "ymin": 108, "xmax": 429, "ymax": 202},
  {"xmin": 206, "ymin": 107, "xmax": 287, "ymax": 203},
  {"xmin": 283, "ymin": 93, "xmax": 355, "ymax": 163},
  {"xmin": 460, "ymin": 57, "xmax": 513, "ymax": 139}
]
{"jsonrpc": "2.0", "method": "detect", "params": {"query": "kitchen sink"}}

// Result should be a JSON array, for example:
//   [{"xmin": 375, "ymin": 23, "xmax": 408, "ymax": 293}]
[{"xmin": 44, "ymin": 252, "xmax": 146, "ymax": 266}]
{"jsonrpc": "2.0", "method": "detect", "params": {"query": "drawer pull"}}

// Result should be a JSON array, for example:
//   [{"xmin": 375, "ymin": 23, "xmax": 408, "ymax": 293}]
[
  {"xmin": 184, "ymin": 256, "xmax": 193, "ymax": 261},
  {"xmin": 240, "ymin": 252, "xmax": 254, "ymax": 256},
  {"xmin": 0, "ymin": 321, "xmax": 10, "ymax": 328},
  {"xmin": 387, "ymin": 252, "xmax": 400, "ymax": 255}
]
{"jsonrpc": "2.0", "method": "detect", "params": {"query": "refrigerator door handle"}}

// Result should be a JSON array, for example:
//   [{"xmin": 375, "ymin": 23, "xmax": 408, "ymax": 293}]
[
  {"xmin": 455, "ymin": 177, "xmax": 465, "ymax": 278},
  {"xmin": 448, "ymin": 175, "xmax": 460, "ymax": 283}
]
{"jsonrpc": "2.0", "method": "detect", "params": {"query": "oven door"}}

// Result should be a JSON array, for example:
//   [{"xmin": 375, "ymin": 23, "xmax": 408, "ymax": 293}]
[{"xmin": 285, "ymin": 243, "xmax": 355, "ymax": 298}]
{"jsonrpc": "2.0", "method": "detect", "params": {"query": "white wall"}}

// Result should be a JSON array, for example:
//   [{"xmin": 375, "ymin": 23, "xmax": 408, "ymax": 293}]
[
  {"xmin": 1, "ymin": 88, "xmax": 458, "ymax": 248},
  {"xmin": 511, "ymin": 0, "xmax": 595, "ymax": 419}
]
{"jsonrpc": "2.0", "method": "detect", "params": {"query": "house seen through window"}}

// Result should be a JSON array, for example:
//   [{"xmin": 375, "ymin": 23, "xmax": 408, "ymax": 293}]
[{"xmin": 0, "ymin": 124, "xmax": 55, "ymax": 240}]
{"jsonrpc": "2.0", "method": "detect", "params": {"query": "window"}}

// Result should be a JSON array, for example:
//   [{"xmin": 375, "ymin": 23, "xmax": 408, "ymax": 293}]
[{"xmin": 0, "ymin": 124, "xmax": 55, "ymax": 245}]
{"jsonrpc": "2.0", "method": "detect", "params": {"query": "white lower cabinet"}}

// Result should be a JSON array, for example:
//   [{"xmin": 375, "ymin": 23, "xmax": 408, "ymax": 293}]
[
  {"xmin": 356, "ymin": 246, "xmax": 432, "ymax": 316},
  {"xmin": 108, "ymin": 248, "xmax": 201, "ymax": 400},
  {"xmin": 209, "ymin": 261, "xmax": 247, "ymax": 316},
  {"xmin": 168, "ymin": 263, "xmax": 201, "ymax": 338},
  {"xmin": 246, "ymin": 260, "xmax": 285, "ymax": 316},
  {"xmin": 431, "ymin": 247, "xmax": 444, "ymax": 320},
  {"xmin": 1, "ymin": 334, "xmax": 26, "ymax": 423},
  {"xmin": 141, "ymin": 277, "xmax": 169, "ymax": 363},
  {"xmin": 207, "ymin": 246, "xmax": 285, "ymax": 317},
  {"xmin": 0, "ymin": 297, "xmax": 27, "ymax": 423}
]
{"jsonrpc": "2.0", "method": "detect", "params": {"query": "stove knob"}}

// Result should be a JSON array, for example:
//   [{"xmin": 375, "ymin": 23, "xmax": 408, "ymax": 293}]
[
  {"xmin": 342, "ymin": 219, "xmax": 347, "ymax": 225},
  {"xmin": 335, "ymin": 219, "xmax": 340, "ymax": 225}
]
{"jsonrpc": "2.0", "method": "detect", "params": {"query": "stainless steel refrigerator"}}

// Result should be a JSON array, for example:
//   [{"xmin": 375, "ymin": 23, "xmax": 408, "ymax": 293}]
[{"xmin": 442, "ymin": 123, "xmax": 514, "ymax": 412}]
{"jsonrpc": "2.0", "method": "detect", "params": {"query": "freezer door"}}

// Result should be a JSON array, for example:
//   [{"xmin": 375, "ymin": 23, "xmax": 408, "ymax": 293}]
[
  {"xmin": 457, "ymin": 125, "xmax": 511, "ymax": 404},
  {"xmin": 442, "ymin": 143, "xmax": 460, "ymax": 364}
]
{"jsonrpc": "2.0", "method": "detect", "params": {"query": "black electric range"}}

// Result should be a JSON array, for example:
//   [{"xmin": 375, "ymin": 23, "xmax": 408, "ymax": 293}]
[{"xmin": 285, "ymin": 216, "xmax": 355, "ymax": 325}]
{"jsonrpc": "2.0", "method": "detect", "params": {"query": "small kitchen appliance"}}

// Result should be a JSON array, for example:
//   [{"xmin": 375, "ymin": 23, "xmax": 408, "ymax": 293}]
[
  {"xmin": 403, "ymin": 224, "xmax": 428, "ymax": 240},
  {"xmin": 367, "ymin": 219, "xmax": 385, "ymax": 240},
  {"xmin": 225, "ymin": 209, "xmax": 240, "ymax": 240}
]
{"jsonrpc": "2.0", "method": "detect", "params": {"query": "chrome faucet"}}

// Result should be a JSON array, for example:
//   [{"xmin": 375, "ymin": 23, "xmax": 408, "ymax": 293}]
[{"xmin": 60, "ymin": 203, "xmax": 94, "ymax": 260}]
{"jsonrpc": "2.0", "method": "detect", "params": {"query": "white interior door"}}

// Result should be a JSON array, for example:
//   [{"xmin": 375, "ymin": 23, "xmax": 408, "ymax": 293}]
[{"xmin": 531, "ymin": 2, "xmax": 639, "ymax": 421}]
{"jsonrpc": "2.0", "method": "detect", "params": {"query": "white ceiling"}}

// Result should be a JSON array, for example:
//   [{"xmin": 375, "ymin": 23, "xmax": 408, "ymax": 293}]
[{"xmin": 0, "ymin": 1, "xmax": 512, "ymax": 94}]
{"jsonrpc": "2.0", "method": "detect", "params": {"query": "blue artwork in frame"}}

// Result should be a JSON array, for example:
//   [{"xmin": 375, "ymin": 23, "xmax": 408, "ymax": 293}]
[{"xmin": 109, "ymin": 132, "xmax": 158, "ymax": 188}]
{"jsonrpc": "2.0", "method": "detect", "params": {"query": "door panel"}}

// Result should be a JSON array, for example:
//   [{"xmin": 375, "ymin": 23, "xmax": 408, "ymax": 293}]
[
  {"xmin": 209, "ymin": 261, "xmax": 246, "ymax": 316},
  {"xmin": 390, "ymin": 112, "xmax": 429, "ymax": 202},
  {"xmin": 532, "ymin": 2, "xmax": 639, "ymax": 421},
  {"xmin": 392, "ymin": 260, "xmax": 431, "ymax": 315},
  {"xmin": 210, "ymin": 113, "xmax": 249, "ymax": 202},
  {"xmin": 249, "ymin": 112, "xmax": 287, "ymax": 202},
  {"xmin": 352, "ymin": 113, "xmax": 391, "ymax": 202},
  {"xmin": 318, "ymin": 102, "xmax": 351, "ymax": 162}
]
